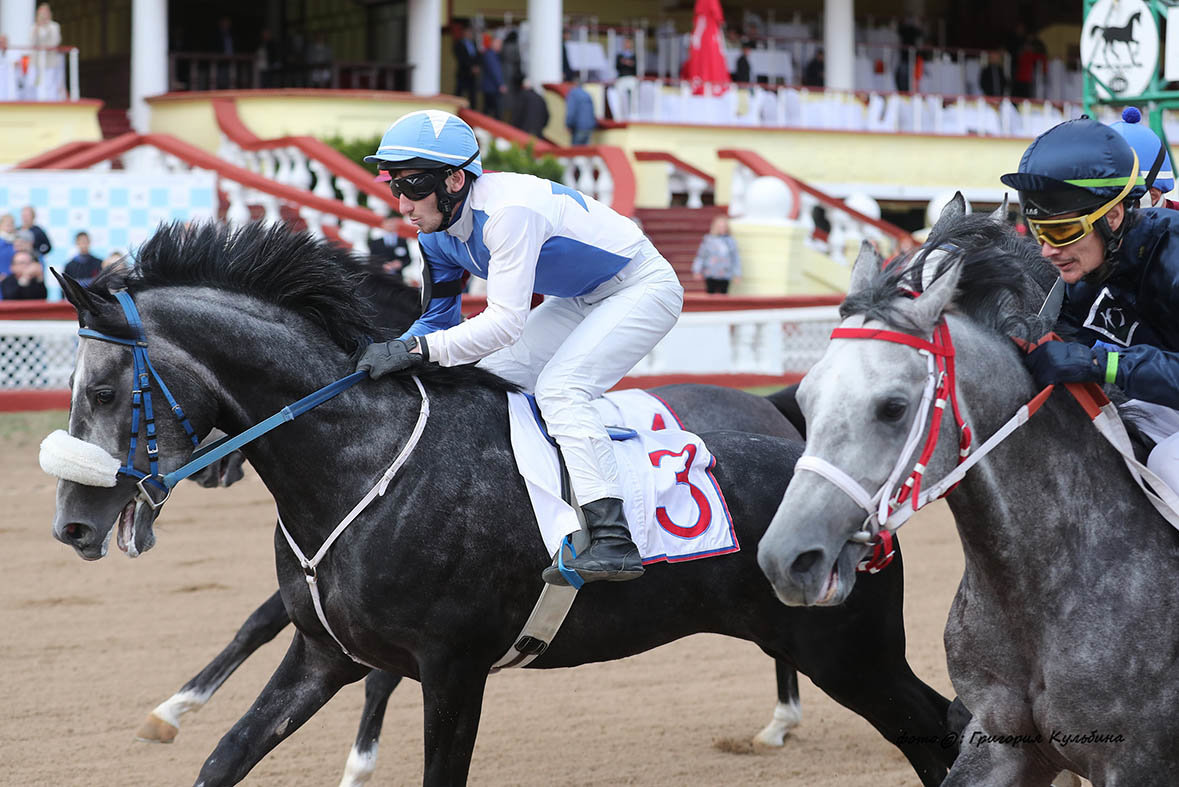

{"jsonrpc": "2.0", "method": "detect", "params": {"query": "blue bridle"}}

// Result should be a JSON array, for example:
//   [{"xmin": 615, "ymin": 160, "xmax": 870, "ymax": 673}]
[{"xmin": 76, "ymin": 289, "xmax": 367, "ymax": 510}]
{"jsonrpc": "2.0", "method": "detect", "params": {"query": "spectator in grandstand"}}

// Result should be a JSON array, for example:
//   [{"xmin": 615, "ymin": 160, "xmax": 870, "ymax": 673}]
[
  {"xmin": 980, "ymin": 51, "xmax": 1008, "ymax": 97},
  {"xmin": 565, "ymin": 77, "xmax": 596, "ymax": 145},
  {"xmin": 0, "ymin": 214, "xmax": 14, "ymax": 278},
  {"xmin": 452, "ymin": 22, "xmax": 481, "ymax": 110},
  {"xmin": 1111, "ymin": 106, "xmax": 1178, "ymax": 209},
  {"xmin": 1013, "ymin": 35, "xmax": 1047, "ymax": 99},
  {"xmin": 895, "ymin": 19, "xmax": 924, "ymax": 92},
  {"xmin": 481, "ymin": 34, "xmax": 506, "ymax": 119},
  {"xmin": 803, "ymin": 48, "xmax": 825, "ymax": 87},
  {"xmin": 732, "ymin": 40, "xmax": 753, "ymax": 83},
  {"xmin": 501, "ymin": 30, "xmax": 523, "ymax": 113},
  {"xmin": 512, "ymin": 79, "xmax": 551, "ymax": 138},
  {"xmin": 562, "ymin": 29, "xmax": 576, "ymax": 82},
  {"xmin": 0, "ymin": 35, "xmax": 17, "ymax": 101},
  {"xmin": 30, "ymin": 2, "xmax": 63, "ymax": 101},
  {"xmin": 306, "ymin": 33, "xmax": 333, "ymax": 89},
  {"xmin": 64, "ymin": 231, "xmax": 102, "ymax": 284},
  {"xmin": 368, "ymin": 216, "xmax": 410, "ymax": 281},
  {"xmin": 102, "ymin": 249, "xmax": 127, "ymax": 270},
  {"xmin": 19, "ymin": 206, "xmax": 51, "ymax": 258},
  {"xmin": 691, "ymin": 213, "xmax": 741, "ymax": 294},
  {"xmin": 1, "ymin": 250, "xmax": 47, "ymax": 300},
  {"xmin": 615, "ymin": 36, "xmax": 637, "ymax": 78},
  {"xmin": 256, "ymin": 27, "xmax": 282, "ymax": 88}
]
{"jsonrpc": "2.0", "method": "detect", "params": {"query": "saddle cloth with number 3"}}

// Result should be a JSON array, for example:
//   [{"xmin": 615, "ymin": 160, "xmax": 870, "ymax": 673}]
[{"xmin": 505, "ymin": 388, "xmax": 738, "ymax": 563}]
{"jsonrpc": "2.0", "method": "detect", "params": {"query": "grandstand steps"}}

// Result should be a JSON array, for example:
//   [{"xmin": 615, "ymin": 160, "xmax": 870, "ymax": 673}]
[
  {"xmin": 636, "ymin": 206, "xmax": 724, "ymax": 293},
  {"xmin": 98, "ymin": 109, "xmax": 133, "ymax": 140}
]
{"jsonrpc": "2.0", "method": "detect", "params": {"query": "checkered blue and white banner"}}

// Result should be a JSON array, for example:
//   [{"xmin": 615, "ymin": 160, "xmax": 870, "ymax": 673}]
[{"xmin": 0, "ymin": 171, "xmax": 217, "ymax": 300}]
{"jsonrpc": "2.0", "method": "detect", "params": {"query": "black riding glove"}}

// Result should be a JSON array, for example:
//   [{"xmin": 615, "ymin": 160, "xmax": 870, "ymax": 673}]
[
  {"xmin": 1024, "ymin": 341, "xmax": 1108, "ymax": 387},
  {"xmin": 355, "ymin": 336, "xmax": 429, "ymax": 379}
]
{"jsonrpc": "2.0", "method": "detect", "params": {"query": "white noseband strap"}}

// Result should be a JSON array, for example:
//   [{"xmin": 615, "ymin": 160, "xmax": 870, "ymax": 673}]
[{"xmin": 39, "ymin": 429, "xmax": 121, "ymax": 488}]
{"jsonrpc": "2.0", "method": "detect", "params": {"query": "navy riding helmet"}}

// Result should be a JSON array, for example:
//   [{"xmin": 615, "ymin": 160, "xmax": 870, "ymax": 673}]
[{"xmin": 1000, "ymin": 117, "xmax": 1146, "ymax": 218}]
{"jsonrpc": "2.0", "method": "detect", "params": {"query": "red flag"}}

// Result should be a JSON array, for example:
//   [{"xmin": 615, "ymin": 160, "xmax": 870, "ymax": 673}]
[{"xmin": 682, "ymin": 0, "xmax": 731, "ymax": 96}]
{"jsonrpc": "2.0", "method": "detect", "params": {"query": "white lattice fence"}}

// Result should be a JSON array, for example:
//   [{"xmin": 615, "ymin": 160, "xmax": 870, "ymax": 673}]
[{"xmin": 0, "ymin": 322, "xmax": 78, "ymax": 390}]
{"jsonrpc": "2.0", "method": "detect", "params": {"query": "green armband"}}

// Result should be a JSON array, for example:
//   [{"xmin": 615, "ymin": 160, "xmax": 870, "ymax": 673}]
[{"xmin": 1105, "ymin": 351, "xmax": 1119, "ymax": 384}]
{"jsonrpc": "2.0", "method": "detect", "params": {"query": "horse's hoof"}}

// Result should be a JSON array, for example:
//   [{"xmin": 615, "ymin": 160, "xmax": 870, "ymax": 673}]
[
  {"xmin": 1051, "ymin": 773, "xmax": 1083, "ymax": 787},
  {"xmin": 752, "ymin": 700, "xmax": 802, "ymax": 747},
  {"xmin": 134, "ymin": 712, "xmax": 179, "ymax": 743}
]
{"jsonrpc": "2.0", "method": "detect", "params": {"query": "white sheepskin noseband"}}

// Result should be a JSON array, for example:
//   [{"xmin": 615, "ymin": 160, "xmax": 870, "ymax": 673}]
[{"xmin": 39, "ymin": 429, "xmax": 121, "ymax": 487}]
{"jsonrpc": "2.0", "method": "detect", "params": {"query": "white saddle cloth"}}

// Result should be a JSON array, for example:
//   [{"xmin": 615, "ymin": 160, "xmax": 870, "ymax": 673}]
[{"xmin": 506, "ymin": 389, "xmax": 738, "ymax": 562}]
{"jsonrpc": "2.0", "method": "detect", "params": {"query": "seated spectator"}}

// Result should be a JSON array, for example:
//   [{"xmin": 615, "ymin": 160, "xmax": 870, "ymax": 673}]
[
  {"xmin": 368, "ymin": 217, "xmax": 409, "ymax": 281},
  {"xmin": 732, "ymin": 41, "xmax": 753, "ymax": 83},
  {"xmin": 565, "ymin": 77, "xmax": 597, "ymax": 145},
  {"xmin": 1, "ymin": 250, "xmax": 48, "ymax": 300},
  {"xmin": 19, "ymin": 206, "xmax": 52, "ymax": 258},
  {"xmin": 512, "ymin": 78, "xmax": 551, "ymax": 137},
  {"xmin": 615, "ymin": 36, "xmax": 637, "ymax": 77},
  {"xmin": 803, "ymin": 48, "xmax": 825, "ymax": 87},
  {"xmin": 64, "ymin": 231, "xmax": 103, "ymax": 283},
  {"xmin": 0, "ymin": 213, "xmax": 15, "ymax": 277},
  {"xmin": 691, "ymin": 214, "xmax": 741, "ymax": 295},
  {"xmin": 979, "ymin": 51, "xmax": 1007, "ymax": 97}
]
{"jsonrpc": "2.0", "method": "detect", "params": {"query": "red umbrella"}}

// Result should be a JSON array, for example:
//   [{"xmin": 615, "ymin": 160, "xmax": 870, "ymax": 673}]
[{"xmin": 682, "ymin": 0, "xmax": 731, "ymax": 95}]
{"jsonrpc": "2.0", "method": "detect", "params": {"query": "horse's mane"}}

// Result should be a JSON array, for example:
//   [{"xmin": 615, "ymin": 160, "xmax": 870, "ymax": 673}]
[
  {"xmin": 840, "ymin": 212, "xmax": 1057, "ymax": 341},
  {"xmin": 90, "ymin": 221, "xmax": 518, "ymax": 394}
]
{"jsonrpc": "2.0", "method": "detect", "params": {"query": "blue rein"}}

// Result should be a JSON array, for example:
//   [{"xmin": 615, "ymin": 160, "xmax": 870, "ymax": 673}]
[{"xmin": 78, "ymin": 290, "xmax": 366, "ymax": 508}]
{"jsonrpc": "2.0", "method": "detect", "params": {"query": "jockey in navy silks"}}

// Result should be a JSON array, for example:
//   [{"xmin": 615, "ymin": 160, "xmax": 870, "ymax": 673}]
[
  {"xmin": 355, "ymin": 110, "xmax": 684, "ymax": 585},
  {"xmin": 1002, "ymin": 117, "xmax": 1179, "ymax": 494}
]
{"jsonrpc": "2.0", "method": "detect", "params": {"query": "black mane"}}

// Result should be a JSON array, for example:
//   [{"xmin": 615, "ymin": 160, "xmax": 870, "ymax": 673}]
[
  {"xmin": 840, "ymin": 212, "xmax": 1057, "ymax": 341},
  {"xmin": 89, "ymin": 221, "xmax": 518, "ymax": 394}
]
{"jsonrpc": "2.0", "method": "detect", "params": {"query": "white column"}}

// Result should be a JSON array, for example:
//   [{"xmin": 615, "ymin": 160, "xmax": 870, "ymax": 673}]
[
  {"xmin": 130, "ymin": 0, "xmax": 168, "ymax": 132},
  {"xmin": 407, "ymin": 0, "xmax": 441, "ymax": 95},
  {"xmin": 823, "ymin": 0, "xmax": 854, "ymax": 91},
  {"xmin": 2, "ymin": 0, "xmax": 34, "ymax": 48},
  {"xmin": 527, "ymin": 0, "xmax": 562, "ymax": 85}
]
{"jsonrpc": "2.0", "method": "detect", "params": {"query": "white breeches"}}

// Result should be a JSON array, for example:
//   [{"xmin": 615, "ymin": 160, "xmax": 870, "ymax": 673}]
[
  {"xmin": 1127, "ymin": 400, "xmax": 1179, "ymax": 496},
  {"xmin": 479, "ymin": 252, "xmax": 683, "ymax": 504}
]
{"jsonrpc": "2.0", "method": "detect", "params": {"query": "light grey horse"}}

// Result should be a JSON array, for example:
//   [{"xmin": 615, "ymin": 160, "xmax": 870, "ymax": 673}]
[{"xmin": 757, "ymin": 212, "xmax": 1179, "ymax": 784}]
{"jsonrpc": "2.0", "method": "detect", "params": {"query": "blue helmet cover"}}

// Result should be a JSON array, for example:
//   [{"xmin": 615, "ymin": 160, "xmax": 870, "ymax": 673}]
[
  {"xmin": 1111, "ymin": 106, "xmax": 1174, "ymax": 193},
  {"xmin": 364, "ymin": 110, "xmax": 483, "ymax": 177}
]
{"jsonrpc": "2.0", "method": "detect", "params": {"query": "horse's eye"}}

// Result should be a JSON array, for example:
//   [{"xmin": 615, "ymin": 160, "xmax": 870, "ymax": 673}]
[
  {"xmin": 877, "ymin": 397, "xmax": 907, "ymax": 422},
  {"xmin": 94, "ymin": 389, "xmax": 115, "ymax": 405}
]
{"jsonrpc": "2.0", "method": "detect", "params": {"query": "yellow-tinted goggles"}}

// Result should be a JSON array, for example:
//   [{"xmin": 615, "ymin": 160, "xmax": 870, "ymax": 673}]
[{"xmin": 1025, "ymin": 151, "xmax": 1140, "ymax": 248}]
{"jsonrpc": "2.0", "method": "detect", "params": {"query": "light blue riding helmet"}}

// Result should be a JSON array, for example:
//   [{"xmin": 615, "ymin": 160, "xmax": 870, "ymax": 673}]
[
  {"xmin": 1110, "ymin": 106, "xmax": 1174, "ymax": 193},
  {"xmin": 364, "ymin": 109, "xmax": 483, "ymax": 177}
]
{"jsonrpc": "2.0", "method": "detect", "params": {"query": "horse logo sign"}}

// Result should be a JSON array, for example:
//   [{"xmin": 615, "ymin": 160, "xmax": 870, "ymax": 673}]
[{"xmin": 1083, "ymin": 0, "xmax": 1159, "ymax": 99}]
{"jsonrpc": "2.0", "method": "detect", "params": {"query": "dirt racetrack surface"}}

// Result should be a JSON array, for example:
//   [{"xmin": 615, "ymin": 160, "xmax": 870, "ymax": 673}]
[{"xmin": 5, "ymin": 410, "xmax": 970, "ymax": 786}]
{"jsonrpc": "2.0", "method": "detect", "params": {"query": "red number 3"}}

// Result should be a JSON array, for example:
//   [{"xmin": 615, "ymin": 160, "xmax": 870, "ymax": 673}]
[{"xmin": 648, "ymin": 444, "xmax": 712, "ymax": 539}]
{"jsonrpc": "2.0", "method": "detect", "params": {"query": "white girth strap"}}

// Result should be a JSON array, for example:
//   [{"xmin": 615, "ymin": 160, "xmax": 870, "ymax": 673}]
[{"xmin": 278, "ymin": 375, "xmax": 430, "ymax": 667}]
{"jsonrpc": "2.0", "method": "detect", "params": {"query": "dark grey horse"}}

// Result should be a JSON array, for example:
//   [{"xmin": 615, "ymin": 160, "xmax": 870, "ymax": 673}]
[
  {"xmin": 135, "ymin": 264, "xmax": 809, "ymax": 784},
  {"xmin": 50, "ymin": 223, "xmax": 954, "ymax": 786},
  {"xmin": 758, "ymin": 212, "xmax": 1179, "ymax": 784}
]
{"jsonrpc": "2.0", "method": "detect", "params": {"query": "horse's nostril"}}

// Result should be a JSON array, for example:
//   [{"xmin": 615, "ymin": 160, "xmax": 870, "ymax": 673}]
[
  {"xmin": 64, "ymin": 522, "xmax": 90, "ymax": 542},
  {"xmin": 791, "ymin": 549, "xmax": 824, "ymax": 577}
]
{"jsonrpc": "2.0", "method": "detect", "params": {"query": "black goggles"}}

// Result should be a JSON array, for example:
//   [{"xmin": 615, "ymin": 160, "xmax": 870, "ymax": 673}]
[{"xmin": 383, "ymin": 150, "xmax": 480, "ymax": 201}]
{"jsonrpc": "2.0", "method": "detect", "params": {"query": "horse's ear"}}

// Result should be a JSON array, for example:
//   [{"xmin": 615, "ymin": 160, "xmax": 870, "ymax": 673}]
[
  {"xmin": 929, "ymin": 191, "xmax": 968, "ymax": 237},
  {"xmin": 848, "ymin": 240, "xmax": 882, "ymax": 295},
  {"xmin": 52, "ymin": 268, "xmax": 111, "ymax": 327},
  {"xmin": 990, "ymin": 194, "xmax": 1010, "ymax": 224},
  {"xmin": 907, "ymin": 253, "xmax": 962, "ymax": 330}
]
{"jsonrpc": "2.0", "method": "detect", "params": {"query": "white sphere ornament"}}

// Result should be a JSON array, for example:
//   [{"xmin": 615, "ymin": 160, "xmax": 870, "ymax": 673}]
[{"xmin": 743, "ymin": 176, "xmax": 794, "ymax": 222}]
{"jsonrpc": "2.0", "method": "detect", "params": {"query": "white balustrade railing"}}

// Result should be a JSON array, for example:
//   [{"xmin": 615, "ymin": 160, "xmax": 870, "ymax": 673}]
[
  {"xmin": 0, "ymin": 305, "xmax": 840, "ymax": 390},
  {"xmin": 728, "ymin": 162, "xmax": 896, "ymax": 265},
  {"xmin": 472, "ymin": 127, "xmax": 621, "ymax": 211}
]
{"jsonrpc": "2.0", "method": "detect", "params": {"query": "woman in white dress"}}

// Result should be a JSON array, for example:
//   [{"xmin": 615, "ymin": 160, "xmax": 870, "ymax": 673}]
[{"xmin": 30, "ymin": 3, "xmax": 63, "ymax": 101}]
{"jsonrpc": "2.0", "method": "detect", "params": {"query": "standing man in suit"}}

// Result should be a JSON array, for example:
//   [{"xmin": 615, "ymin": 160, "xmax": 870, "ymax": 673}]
[
  {"xmin": 452, "ymin": 23, "xmax": 481, "ymax": 110},
  {"xmin": 368, "ymin": 216, "xmax": 410, "ymax": 282}
]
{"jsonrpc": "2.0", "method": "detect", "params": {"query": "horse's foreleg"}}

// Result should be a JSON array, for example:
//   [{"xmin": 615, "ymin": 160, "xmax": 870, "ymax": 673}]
[
  {"xmin": 942, "ymin": 718, "xmax": 1059, "ymax": 787},
  {"xmin": 137, "ymin": 590, "xmax": 290, "ymax": 743},
  {"xmin": 420, "ymin": 659, "xmax": 490, "ymax": 787},
  {"xmin": 753, "ymin": 659, "xmax": 802, "ymax": 747},
  {"xmin": 337, "ymin": 670, "xmax": 403, "ymax": 787},
  {"xmin": 192, "ymin": 632, "xmax": 366, "ymax": 787}
]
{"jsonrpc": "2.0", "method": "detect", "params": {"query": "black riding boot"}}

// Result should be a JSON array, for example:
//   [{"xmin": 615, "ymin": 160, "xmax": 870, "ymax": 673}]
[{"xmin": 542, "ymin": 498, "xmax": 645, "ymax": 585}]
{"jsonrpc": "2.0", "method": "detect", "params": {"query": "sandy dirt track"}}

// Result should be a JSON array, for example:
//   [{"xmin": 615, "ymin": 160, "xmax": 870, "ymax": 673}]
[{"xmin": 3, "ymin": 410, "xmax": 968, "ymax": 787}]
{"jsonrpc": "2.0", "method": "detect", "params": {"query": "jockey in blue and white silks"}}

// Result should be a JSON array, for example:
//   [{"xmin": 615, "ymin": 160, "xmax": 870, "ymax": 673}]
[
  {"xmin": 355, "ymin": 110, "xmax": 684, "ymax": 585},
  {"xmin": 1002, "ymin": 116, "xmax": 1179, "ymax": 494}
]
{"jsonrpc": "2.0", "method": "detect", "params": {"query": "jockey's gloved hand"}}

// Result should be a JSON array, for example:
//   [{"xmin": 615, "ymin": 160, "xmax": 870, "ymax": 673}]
[
  {"xmin": 355, "ymin": 336, "xmax": 429, "ymax": 379},
  {"xmin": 1024, "ymin": 341, "xmax": 1112, "ymax": 387}
]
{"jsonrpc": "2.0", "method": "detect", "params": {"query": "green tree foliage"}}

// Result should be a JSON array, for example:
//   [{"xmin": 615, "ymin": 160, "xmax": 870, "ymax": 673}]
[{"xmin": 321, "ymin": 136, "xmax": 564, "ymax": 183}]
